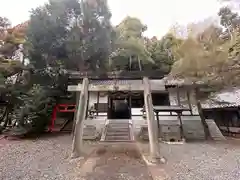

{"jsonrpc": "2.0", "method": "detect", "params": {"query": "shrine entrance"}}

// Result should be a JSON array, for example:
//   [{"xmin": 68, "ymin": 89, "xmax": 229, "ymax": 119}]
[{"xmin": 108, "ymin": 91, "xmax": 131, "ymax": 119}]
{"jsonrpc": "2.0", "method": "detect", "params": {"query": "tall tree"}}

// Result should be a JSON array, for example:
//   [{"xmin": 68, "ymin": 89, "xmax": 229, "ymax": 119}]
[
  {"xmin": 218, "ymin": 6, "xmax": 240, "ymax": 41},
  {"xmin": 27, "ymin": 0, "xmax": 113, "ymax": 71},
  {"xmin": 171, "ymin": 25, "xmax": 228, "ymax": 84},
  {"xmin": 66, "ymin": 0, "xmax": 113, "ymax": 71},
  {"xmin": 111, "ymin": 17, "xmax": 153, "ymax": 71},
  {"xmin": 0, "ymin": 17, "xmax": 10, "ymax": 39},
  {"xmin": 145, "ymin": 34, "xmax": 180, "ymax": 73},
  {"xmin": 27, "ymin": 0, "xmax": 75, "ymax": 69}
]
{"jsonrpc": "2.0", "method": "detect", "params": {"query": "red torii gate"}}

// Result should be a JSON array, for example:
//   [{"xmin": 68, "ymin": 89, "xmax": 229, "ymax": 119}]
[{"xmin": 49, "ymin": 104, "xmax": 76, "ymax": 132}]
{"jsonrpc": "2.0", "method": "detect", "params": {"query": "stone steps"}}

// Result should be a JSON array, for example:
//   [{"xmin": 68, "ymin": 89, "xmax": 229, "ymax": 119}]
[
  {"xmin": 106, "ymin": 131, "xmax": 130, "ymax": 136},
  {"xmin": 102, "ymin": 120, "xmax": 133, "ymax": 142},
  {"xmin": 107, "ymin": 128, "xmax": 129, "ymax": 133},
  {"xmin": 82, "ymin": 125, "xmax": 99, "ymax": 140},
  {"xmin": 105, "ymin": 136, "xmax": 130, "ymax": 141}
]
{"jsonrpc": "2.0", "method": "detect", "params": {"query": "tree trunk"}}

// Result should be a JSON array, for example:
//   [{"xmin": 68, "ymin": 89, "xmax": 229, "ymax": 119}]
[
  {"xmin": 3, "ymin": 108, "xmax": 9, "ymax": 128},
  {"xmin": 143, "ymin": 77, "xmax": 160, "ymax": 162},
  {"xmin": 0, "ymin": 107, "xmax": 7, "ymax": 124},
  {"xmin": 71, "ymin": 78, "xmax": 89, "ymax": 158},
  {"xmin": 227, "ymin": 26, "xmax": 234, "ymax": 44}
]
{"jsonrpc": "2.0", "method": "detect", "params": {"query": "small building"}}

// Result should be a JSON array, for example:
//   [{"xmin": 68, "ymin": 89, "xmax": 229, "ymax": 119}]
[
  {"xmin": 202, "ymin": 88, "xmax": 240, "ymax": 137},
  {"xmin": 67, "ymin": 71, "xmax": 206, "ymax": 142}
]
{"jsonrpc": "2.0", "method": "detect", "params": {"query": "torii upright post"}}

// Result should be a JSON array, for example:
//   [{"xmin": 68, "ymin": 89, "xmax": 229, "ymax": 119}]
[
  {"xmin": 143, "ymin": 77, "xmax": 160, "ymax": 162},
  {"xmin": 71, "ymin": 78, "xmax": 89, "ymax": 158}
]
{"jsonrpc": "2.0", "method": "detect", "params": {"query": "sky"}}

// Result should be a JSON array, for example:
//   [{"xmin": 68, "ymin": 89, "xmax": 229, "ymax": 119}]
[{"xmin": 0, "ymin": 0, "xmax": 222, "ymax": 38}]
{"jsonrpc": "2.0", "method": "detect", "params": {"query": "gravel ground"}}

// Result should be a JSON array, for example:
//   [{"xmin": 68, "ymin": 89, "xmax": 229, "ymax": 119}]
[
  {"xmin": 140, "ymin": 140, "xmax": 240, "ymax": 180},
  {"xmin": 0, "ymin": 136, "xmax": 152, "ymax": 180},
  {"xmin": 0, "ymin": 134, "xmax": 95, "ymax": 180},
  {"xmin": 1, "ymin": 134, "xmax": 240, "ymax": 180}
]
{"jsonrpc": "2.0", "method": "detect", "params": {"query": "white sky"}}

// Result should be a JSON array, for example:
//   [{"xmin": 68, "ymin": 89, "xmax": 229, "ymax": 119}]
[{"xmin": 0, "ymin": 0, "xmax": 221, "ymax": 38}]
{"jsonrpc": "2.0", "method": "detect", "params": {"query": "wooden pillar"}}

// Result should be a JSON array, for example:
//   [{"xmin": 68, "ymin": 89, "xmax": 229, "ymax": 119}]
[
  {"xmin": 129, "ymin": 94, "xmax": 132, "ymax": 118},
  {"xmin": 85, "ymin": 91, "xmax": 90, "ymax": 119},
  {"xmin": 177, "ymin": 112, "xmax": 184, "ymax": 140},
  {"xmin": 176, "ymin": 86, "xmax": 181, "ymax": 106},
  {"xmin": 187, "ymin": 90, "xmax": 193, "ymax": 115},
  {"xmin": 176, "ymin": 86, "xmax": 184, "ymax": 139},
  {"xmin": 71, "ymin": 78, "xmax": 89, "ymax": 158},
  {"xmin": 96, "ymin": 92, "xmax": 100, "ymax": 116},
  {"xmin": 156, "ymin": 112, "xmax": 160, "ymax": 138},
  {"xmin": 195, "ymin": 87, "xmax": 211, "ymax": 140},
  {"xmin": 143, "ymin": 77, "xmax": 159, "ymax": 162}
]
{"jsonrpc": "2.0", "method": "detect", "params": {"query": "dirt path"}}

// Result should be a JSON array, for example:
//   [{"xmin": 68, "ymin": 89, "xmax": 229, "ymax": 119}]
[{"xmin": 78, "ymin": 143, "xmax": 153, "ymax": 180}]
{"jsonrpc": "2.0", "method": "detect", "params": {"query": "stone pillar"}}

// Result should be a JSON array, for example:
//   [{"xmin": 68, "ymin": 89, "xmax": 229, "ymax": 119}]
[
  {"xmin": 143, "ymin": 77, "xmax": 159, "ymax": 162},
  {"xmin": 72, "ymin": 91, "xmax": 80, "ymax": 138},
  {"xmin": 71, "ymin": 78, "xmax": 89, "ymax": 158}
]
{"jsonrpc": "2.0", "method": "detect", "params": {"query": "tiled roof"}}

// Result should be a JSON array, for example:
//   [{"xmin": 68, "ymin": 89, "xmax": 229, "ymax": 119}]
[
  {"xmin": 201, "ymin": 88, "xmax": 240, "ymax": 109},
  {"xmin": 90, "ymin": 79, "xmax": 143, "ymax": 85},
  {"xmin": 163, "ymin": 76, "xmax": 204, "ymax": 86},
  {"xmin": 89, "ymin": 79, "xmax": 166, "ymax": 87}
]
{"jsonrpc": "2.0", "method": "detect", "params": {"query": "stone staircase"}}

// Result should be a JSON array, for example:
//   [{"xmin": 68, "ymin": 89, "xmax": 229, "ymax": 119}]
[
  {"xmin": 101, "ymin": 120, "xmax": 133, "ymax": 142},
  {"xmin": 206, "ymin": 119, "xmax": 226, "ymax": 141}
]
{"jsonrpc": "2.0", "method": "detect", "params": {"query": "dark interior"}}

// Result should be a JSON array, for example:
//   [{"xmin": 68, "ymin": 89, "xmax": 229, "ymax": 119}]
[
  {"xmin": 152, "ymin": 93, "xmax": 170, "ymax": 106},
  {"xmin": 108, "ymin": 92, "xmax": 131, "ymax": 119}
]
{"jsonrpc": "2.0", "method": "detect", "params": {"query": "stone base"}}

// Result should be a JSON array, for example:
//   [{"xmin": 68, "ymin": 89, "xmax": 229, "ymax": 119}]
[{"xmin": 82, "ymin": 125, "xmax": 101, "ymax": 140}]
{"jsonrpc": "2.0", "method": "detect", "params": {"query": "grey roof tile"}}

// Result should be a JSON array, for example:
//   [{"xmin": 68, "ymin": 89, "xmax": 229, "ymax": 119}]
[{"xmin": 201, "ymin": 88, "xmax": 240, "ymax": 109}]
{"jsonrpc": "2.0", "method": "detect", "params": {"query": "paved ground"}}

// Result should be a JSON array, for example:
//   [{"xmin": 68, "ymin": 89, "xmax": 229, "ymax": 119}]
[
  {"xmin": 0, "ymin": 134, "xmax": 95, "ymax": 180},
  {"xmin": 140, "ymin": 140, "xmax": 240, "ymax": 180}
]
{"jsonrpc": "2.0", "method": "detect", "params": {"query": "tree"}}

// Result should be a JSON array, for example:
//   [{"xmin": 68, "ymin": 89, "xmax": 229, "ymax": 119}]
[
  {"xmin": 171, "ymin": 25, "xmax": 229, "ymax": 83},
  {"xmin": 66, "ymin": 0, "xmax": 113, "ymax": 71},
  {"xmin": 0, "ymin": 17, "xmax": 10, "ymax": 42},
  {"xmin": 145, "ymin": 34, "xmax": 179, "ymax": 73},
  {"xmin": 27, "ymin": 0, "xmax": 73, "ymax": 69},
  {"xmin": 27, "ymin": 0, "xmax": 113, "ymax": 71},
  {"xmin": 219, "ymin": 0, "xmax": 240, "ymax": 10},
  {"xmin": 110, "ymin": 17, "xmax": 153, "ymax": 71},
  {"xmin": 170, "ymin": 18, "xmax": 240, "ymax": 90},
  {"xmin": 218, "ymin": 6, "xmax": 240, "ymax": 41},
  {"xmin": 0, "ymin": 19, "xmax": 28, "ymax": 80}
]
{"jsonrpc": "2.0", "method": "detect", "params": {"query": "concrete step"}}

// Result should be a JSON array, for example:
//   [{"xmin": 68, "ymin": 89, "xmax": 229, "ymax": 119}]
[
  {"xmin": 103, "ymin": 140, "xmax": 134, "ymax": 142},
  {"xmin": 106, "ymin": 131, "xmax": 130, "ymax": 136},
  {"xmin": 108, "ymin": 122, "xmax": 130, "ymax": 125},
  {"xmin": 101, "ymin": 120, "xmax": 133, "ymax": 142},
  {"xmin": 106, "ymin": 128, "xmax": 129, "ymax": 132},
  {"xmin": 107, "ymin": 126, "xmax": 129, "ymax": 129},
  {"xmin": 109, "ymin": 122, "xmax": 129, "ymax": 124},
  {"xmin": 105, "ymin": 136, "xmax": 130, "ymax": 141}
]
